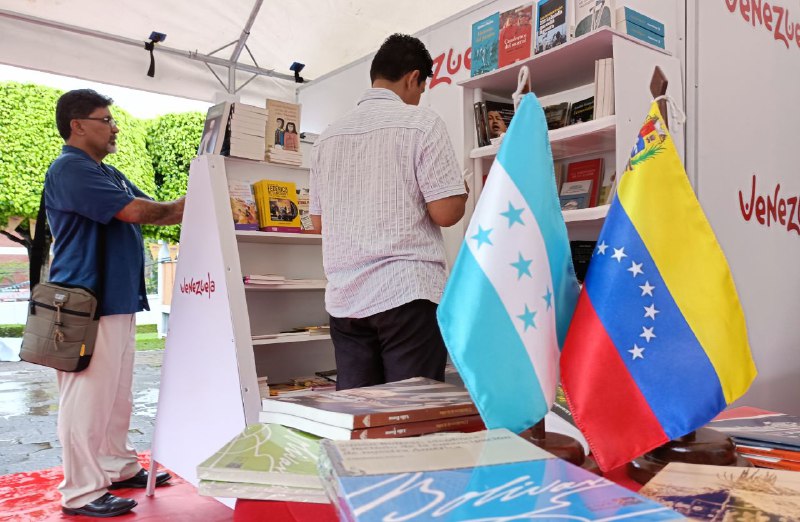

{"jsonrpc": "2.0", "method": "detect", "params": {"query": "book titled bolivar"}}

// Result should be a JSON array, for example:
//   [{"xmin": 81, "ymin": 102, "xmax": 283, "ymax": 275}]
[
  {"xmin": 196, "ymin": 423, "xmax": 323, "ymax": 490},
  {"xmin": 260, "ymin": 377, "xmax": 478, "ymax": 431},
  {"xmin": 252, "ymin": 179, "xmax": 302, "ymax": 232},
  {"xmin": 319, "ymin": 429, "xmax": 683, "ymax": 521},
  {"xmin": 640, "ymin": 462, "xmax": 800, "ymax": 521}
]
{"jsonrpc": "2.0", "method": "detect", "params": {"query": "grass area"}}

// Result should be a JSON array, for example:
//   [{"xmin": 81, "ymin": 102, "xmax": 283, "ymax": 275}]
[{"xmin": 0, "ymin": 323, "xmax": 164, "ymax": 351}]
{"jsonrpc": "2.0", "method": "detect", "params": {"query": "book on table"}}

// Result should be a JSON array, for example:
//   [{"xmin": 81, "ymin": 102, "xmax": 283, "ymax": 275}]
[
  {"xmin": 198, "ymin": 479, "xmax": 327, "ymax": 503},
  {"xmin": 639, "ymin": 462, "xmax": 800, "ymax": 521},
  {"xmin": 196, "ymin": 423, "xmax": 323, "ymax": 490},
  {"xmin": 259, "ymin": 376, "xmax": 478, "ymax": 431},
  {"xmin": 319, "ymin": 429, "xmax": 683, "ymax": 521},
  {"xmin": 708, "ymin": 412, "xmax": 800, "ymax": 451}
]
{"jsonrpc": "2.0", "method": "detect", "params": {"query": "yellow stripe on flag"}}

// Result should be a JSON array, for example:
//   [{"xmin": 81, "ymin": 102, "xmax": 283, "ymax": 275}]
[{"xmin": 617, "ymin": 103, "xmax": 756, "ymax": 404}]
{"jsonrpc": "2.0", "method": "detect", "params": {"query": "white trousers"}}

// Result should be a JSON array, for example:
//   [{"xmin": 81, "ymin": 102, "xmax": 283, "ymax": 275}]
[{"xmin": 57, "ymin": 314, "xmax": 141, "ymax": 508}]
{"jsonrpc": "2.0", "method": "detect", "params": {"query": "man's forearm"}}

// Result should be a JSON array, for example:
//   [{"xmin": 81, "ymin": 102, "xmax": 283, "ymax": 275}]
[
  {"xmin": 116, "ymin": 197, "xmax": 185, "ymax": 225},
  {"xmin": 147, "ymin": 199, "xmax": 185, "ymax": 225}
]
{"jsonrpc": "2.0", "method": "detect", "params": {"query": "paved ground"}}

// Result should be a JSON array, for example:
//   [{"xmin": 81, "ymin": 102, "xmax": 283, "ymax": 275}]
[{"xmin": 0, "ymin": 350, "xmax": 163, "ymax": 476}]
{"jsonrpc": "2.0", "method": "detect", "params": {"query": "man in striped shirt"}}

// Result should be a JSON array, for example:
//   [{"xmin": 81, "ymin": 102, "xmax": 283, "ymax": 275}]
[{"xmin": 310, "ymin": 34, "xmax": 467, "ymax": 390}]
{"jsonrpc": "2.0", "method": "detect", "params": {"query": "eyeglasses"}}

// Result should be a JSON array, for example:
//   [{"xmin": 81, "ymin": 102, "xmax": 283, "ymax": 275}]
[{"xmin": 78, "ymin": 116, "xmax": 117, "ymax": 127}]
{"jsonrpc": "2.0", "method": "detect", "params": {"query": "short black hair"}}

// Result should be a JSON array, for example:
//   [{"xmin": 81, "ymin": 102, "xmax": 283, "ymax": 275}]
[
  {"xmin": 55, "ymin": 89, "xmax": 114, "ymax": 140},
  {"xmin": 370, "ymin": 33, "xmax": 433, "ymax": 85}
]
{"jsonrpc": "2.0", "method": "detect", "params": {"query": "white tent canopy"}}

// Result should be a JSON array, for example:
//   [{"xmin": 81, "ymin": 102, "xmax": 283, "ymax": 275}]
[{"xmin": 0, "ymin": 0, "xmax": 486, "ymax": 104}]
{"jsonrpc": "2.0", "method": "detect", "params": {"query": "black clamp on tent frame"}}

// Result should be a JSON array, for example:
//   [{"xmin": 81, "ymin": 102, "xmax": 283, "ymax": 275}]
[
  {"xmin": 144, "ymin": 31, "xmax": 167, "ymax": 78},
  {"xmin": 290, "ymin": 62, "xmax": 305, "ymax": 83}
]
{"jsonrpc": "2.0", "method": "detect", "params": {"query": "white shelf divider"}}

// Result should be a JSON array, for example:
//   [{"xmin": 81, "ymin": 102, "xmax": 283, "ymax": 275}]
[
  {"xmin": 236, "ymin": 230, "xmax": 322, "ymax": 245},
  {"xmin": 252, "ymin": 334, "xmax": 332, "ymax": 346},
  {"xmin": 244, "ymin": 282, "xmax": 326, "ymax": 291},
  {"xmin": 563, "ymin": 204, "xmax": 609, "ymax": 223}
]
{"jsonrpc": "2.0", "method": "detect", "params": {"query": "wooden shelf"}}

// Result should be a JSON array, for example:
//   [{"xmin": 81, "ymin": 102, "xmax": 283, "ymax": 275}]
[
  {"xmin": 244, "ymin": 282, "xmax": 326, "ymax": 291},
  {"xmin": 235, "ymin": 230, "xmax": 322, "ymax": 245},
  {"xmin": 252, "ymin": 334, "xmax": 332, "ymax": 346},
  {"xmin": 459, "ymin": 28, "xmax": 669, "ymax": 97},
  {"xmin": 470, "ymin": 116, "xmax": 616, "ymax": 161},
  {"xmin": 563, "ymin": 204, "xmax": 609, "ymax": 223}
]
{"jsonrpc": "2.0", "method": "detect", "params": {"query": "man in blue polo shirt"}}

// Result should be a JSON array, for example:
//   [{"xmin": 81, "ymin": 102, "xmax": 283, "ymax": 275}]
[{"xmin": 45, "ymin": 89, "xmax": 185, "ymax": 518}]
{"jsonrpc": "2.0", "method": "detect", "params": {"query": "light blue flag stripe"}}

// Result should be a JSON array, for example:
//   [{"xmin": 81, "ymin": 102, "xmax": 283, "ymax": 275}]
[
  {"xmin": 437, "ymin": 248, "xmax": 548, "ymax": 431},
  {"xmin": 496, "ymin": 94, "xmax": 578, "ymax": 346}
]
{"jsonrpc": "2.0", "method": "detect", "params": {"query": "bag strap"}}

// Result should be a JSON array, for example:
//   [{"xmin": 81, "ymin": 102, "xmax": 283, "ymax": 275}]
[{"xmin": 32, "ymin": 187, "xmax": 106, "ymax": 319}]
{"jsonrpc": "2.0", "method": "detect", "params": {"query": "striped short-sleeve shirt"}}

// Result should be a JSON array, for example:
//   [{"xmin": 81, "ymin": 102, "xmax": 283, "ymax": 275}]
[{"xmin": 310, "ymin": 88, "xmax": 465, "ymax": 318}]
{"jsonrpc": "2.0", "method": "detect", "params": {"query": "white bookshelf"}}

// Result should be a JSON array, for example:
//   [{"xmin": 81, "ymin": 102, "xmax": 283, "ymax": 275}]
[
  {"xmin": 236, "ymin": 230, "xmax": 322, "ymax": 245},
  {"xmin": 464, "ymin": 28, "xmax": 684, "ymax": 241}
]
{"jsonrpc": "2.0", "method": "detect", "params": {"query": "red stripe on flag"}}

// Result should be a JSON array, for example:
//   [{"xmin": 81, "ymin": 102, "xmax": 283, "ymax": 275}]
[{"xmin": 561, "ymin": 292, "xmax": 669, "ymax": 471}]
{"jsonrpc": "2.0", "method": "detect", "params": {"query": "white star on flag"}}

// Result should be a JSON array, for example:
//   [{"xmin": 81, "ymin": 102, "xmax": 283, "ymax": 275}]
[
  {"xmin": 644, "ymin": 304, "xmax": 660, "ymax": 320},
  {"xmin": 627, "ymin": 261, "xmax": 644, "ymax": 277},
  {"xmin": 628, "ymin": 344, "xmax": 645, "ymax": 360},
  {"xmin": 639, "ymin": 281, "xmax": 655, "ymax": 297},
  {"xmin": 596, "ymin": 241, "xmax": 608, "ymax": 255},
  {"xmin": 611, "ymin": 247, "xmax": 627, "ymax": 262},
  {"xmin": 640, "ymin": 326, "xmax": 656, "ymax": 343}
]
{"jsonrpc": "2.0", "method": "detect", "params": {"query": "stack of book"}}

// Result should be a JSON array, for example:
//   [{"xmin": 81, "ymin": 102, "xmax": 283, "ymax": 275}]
[
  {"xmin": 594, "ymin": 57, "xmax": 615, "ymax": 118},
  {"xmin": 259, "ymin": 377, "xmax": 485, "ymax": 440},
  {"xmin": 226, "ymin": 103, "xmax": 267, "ymax": 161},
  {"xmin": 616, "ymin": 6, "xmax": 665, "ymax": 49},
  {"xmin": 265, "ymin": 99, "xmax": 303, "ymax": 166},
  {"xmin": 196, "ymin": 423, "xmax": 328, "ymax": 503},
  {"xmin": 709, "ymin": 411, "xmax": 800, "ymax": 472},
  {"xmin": 319, "ymin": 429, "xmax": 684, "ymax": 521},
  {"xmin": 559, "ymin": 158, "xmax": 604, "ymax": 210}
]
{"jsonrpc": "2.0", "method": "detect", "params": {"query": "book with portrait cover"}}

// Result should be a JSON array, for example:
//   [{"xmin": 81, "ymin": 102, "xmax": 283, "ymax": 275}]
[
  {"xmin": 535, "ymin": 0, "xmax": 568, "ymax": 54},
  {"xmin": 252, "ymin": 179, "xmax": 302, "ymax": 232},
  {"xmin": 640, "ymin": 462, "xmax": 800, "ymax": 521},
  {"xmin": 259, "ymin": 377, "xmax": 478, "ymax": 431},
  {"xmin": 498, "ymin": 4, "xmax": 535, "ymax": 68},
  {"xmin": 470, "ymin": 12, "xmax": 500, "ymax": 76},
  {"xmin": 265, "ymin": 99, "xmax": 302, "ymax": 155},
  {"xmin": 319, "ymin": 429, "xmax": 682, "ymax": 522},
  {"xmin": 198, "ymin": 101, "xmax": 232, "ymax": 156},
  {"xmin": 227, "ymin": 179, "xmax": 258, "ymax": 230},
  {"xmin": 575, "ymin": 0, "xmax": 615, "ymax": 38}
]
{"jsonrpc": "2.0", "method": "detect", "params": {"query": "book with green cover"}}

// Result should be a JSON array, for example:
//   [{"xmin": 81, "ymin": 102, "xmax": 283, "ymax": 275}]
[
  {"xmin": 198, "ymin": 479, "xmax": 328, "ymax": 503},
  {"xmin": 196, "ymin": 423, "xmax": 323, "ymax": 490}
]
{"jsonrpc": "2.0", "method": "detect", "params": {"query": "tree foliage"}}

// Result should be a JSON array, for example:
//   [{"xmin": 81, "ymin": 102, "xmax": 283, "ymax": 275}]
[{"xmin": 143, "ymin": 111, "xmax": 204, "ymax": 242}]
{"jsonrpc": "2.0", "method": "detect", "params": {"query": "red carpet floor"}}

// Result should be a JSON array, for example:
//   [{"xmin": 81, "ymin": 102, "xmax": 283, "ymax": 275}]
[{"xmin": 0, "ymin": 454, "xmax": 232, "ymax": 522}]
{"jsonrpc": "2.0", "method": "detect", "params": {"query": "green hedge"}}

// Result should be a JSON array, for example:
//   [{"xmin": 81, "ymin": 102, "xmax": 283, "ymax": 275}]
[
  {"xmin": 0, "ymin": 324, "xmax": 24, "ymax": 337},
  {"xmin": 144, "ymin": 112, "xmax": 204, "ymax": 242},
  {"xmin": 0, "ymin": 82, "xmax": 204, "ymax": 241}
]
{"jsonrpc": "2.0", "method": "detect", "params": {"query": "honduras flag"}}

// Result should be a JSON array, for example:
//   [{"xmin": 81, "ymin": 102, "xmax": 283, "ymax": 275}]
[{"xmin": 437, "ymin": 93, "xmax": 580, "ymax": 433}]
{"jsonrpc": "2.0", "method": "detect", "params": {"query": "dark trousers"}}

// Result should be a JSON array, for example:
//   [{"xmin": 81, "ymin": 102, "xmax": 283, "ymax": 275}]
[{"xmin": 329, "ymin": 299, "xmax": 447, "ymax": 390}]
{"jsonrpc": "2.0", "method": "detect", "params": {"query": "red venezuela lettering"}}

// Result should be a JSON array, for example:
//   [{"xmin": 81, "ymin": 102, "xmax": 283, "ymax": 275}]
[
  {"xmin": 739, "ymin": 174, "xmax": 800, "ymax": 235},
  {"xmin": 179, "ymin": 273, "xmax": 217, "ymax": 298},
  {"xmin": 429, "ymin": 47, "xmax": 472, "ymax": 90},
  {"xmin": 725, "ymin": 0, "xmax": 800, "ymax": 50}
]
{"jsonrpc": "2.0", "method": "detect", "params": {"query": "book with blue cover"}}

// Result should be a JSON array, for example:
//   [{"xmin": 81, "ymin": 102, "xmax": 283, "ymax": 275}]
[
  {"xmin": 319, "ymin": 429, "xmax": 682, "ymax": 521},
  {"xmin": 470, "ymin": 12, "xmax": 500, "ymax": 76}
]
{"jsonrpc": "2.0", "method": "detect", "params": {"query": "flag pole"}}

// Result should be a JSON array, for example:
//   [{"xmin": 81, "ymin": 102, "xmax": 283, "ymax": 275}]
[
  {"xmin": 624, "ymin": 67, "xmax": 750, "ymax": 484},
  {"xmin": 522, "ymin": 419, "xmax": 598, "ymax": 471}
]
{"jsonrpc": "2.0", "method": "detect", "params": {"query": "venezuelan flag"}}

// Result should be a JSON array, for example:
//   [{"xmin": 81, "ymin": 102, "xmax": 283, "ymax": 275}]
[
  {"xmin": 560, "ymin": 102, "xmax": 756, "ymax": 471},
  {"xmin": 438, "ymin": 93, "xmax": 579, "ymax": 433}
]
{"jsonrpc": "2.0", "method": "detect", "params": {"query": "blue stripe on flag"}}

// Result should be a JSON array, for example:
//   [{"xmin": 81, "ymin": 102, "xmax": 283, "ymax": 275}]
[
  {"xmin": 497, "ymin": 94, "xmax": 578, "ymax": 346},
  {"xmin": 584, "ymin": 200, "xmax": 727, "ymax": 438},
  {"xmin": 438, "ymin": 248, "xmax": 548, "ymax": 432}
]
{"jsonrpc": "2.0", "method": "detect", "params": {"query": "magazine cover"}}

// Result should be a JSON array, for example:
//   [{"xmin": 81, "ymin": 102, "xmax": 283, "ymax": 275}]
[
  {"xmin": 198, "ymin": 101, "xmax": 232, "ymax": 155},
  {"xmin": 709, "ymin": 413, "xmax": 800, "ymax": 451},
  {"xmin": 470, "ymin": 12, "xmax": 500, "ymax": 76},
  {"xmin": 536, "ymin": 0, "xmax": 568, "ymax": 54},
  {"xmin": 640, "ymin": 462, "xmax": 800, "ymax": 521},
  {"xmin": 498, "ymin": 4, "xmax": 534, "ymax": 68}
]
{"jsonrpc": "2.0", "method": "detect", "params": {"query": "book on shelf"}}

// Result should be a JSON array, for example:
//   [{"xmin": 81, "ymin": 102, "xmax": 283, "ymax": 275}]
[
  {"xmin": 319, "ymin": 429, "xmax": 683, "ymax": 521},
  {"xmin": 227, "ymin": 180, "xmax": 259, "ymax": 230},
  {"xmin": 568, "ymin": 95, "xmax": 595, "ymax": 124},
  {"xmin": 560, "ymin": 180, "xmax": 592, "ymax": 210},
  {"xmin": 223, "ymin": 103, "xmax": 267, "ymax": 161},
  {"xmin": 574, "ymin": 0, "xmax": 615, "ymax": 39},
  {"xmin": 470, "ymin": 11, "xmax": 499, "ymax": 77},
  {"xmin": 473, "ymin": 102, "xmax": 491, "ymax": 147},
  {"xmin": 566, "ymin": 158, "xmax": 604, "ymax": 206},
  {"xmin": 617, "ymin": 18, "xmax": 665, "ymax": 49},
  {"xmin": 708, "ymin": 412, "xmax": 800, "ymax": 451},
  {"xmin": 198, "ymin": 101, "xmax": 232, "ymax": 156},
  {"xmin": 543, "ymin": 101, "xmax": 571, "ymax": 130},
  {"xmin": 485, "ymin": 99, "xmax": 515, "ymax": 139},
  {"xmin": 265, "ymin": 99, "xmax": 303, "ymax": 164},
  {"xmin": 260, "ymin": 376, "xmax": 478, "ymax": 430},
  {"xmin": 261, "ymin": 410, "xmax": 486, "ymax": 440},
  {"xmin": 602, "ymin": 58, "xmax": 615, "ymax": 117},
  {"xmin": 196, "ymin": 423, "xmax": 323, "ymax": 490},
  {"xmin": 296, "ymin": 186, "xmax": 315, "ymax": 232},
  {"xmin": 616, "ymin": 6, "xmax": 665, "ymax": 37},
  {"xmin": 639, "ymin": 462, "xmax": 800, "ymax": 521},
  {"xmin": 498, "ymin": 4, "xmax": 534, "ymax": 68},
  {"xmin": 535, "ymin": 0, "xmax": 568, "ymax": 54},
  {"xmin": 252, "ymin": 179, "xmax": 302, "ymax": 232},
  {"xmin": 198, "ymin": 479, "xmax": 328, "ymax": 503}
]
